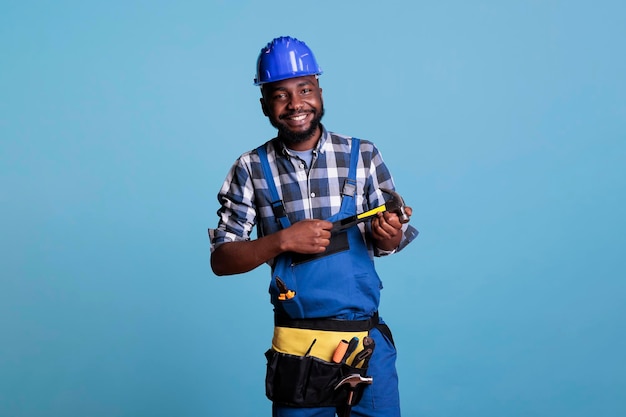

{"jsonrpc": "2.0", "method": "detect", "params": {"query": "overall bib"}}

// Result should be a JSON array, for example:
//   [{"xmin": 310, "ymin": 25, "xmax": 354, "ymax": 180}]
[
  {"xmin": 257, "ymin": 139, "xmax": 401, "ymax": 417},
  {"xmin": 258, "ymin": 138, "xmax": 381, "ymax": 321}
]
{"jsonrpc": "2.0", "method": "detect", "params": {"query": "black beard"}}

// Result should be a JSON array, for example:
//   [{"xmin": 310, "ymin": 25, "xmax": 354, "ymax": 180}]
[{"xmin": 270, "ymin": 107, "xmax": 325, "ymax": 145}]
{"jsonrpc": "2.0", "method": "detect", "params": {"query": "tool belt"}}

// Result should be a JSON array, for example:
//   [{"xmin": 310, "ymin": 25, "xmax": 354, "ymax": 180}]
[{"xmin": 265, "ymin": 313, "xmax": 390, "ymax": 407}]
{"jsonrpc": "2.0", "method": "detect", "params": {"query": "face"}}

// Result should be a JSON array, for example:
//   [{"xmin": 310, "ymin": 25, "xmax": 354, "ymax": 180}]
[{"xmin": 261, "ymin": 75, "xmax": 324, "ymax": 147}]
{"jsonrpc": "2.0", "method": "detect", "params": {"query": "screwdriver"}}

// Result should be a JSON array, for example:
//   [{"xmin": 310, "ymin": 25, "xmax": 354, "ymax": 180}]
[{"xmin": 341, "ymin": 337, "xmax": 360, "ymax": 363}]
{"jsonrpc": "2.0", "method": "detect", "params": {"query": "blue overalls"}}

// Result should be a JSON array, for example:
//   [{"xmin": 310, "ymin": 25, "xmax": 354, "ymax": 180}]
[{"xmin": 257, "ymin": 139, "xmax": 402, "ymax": 417}]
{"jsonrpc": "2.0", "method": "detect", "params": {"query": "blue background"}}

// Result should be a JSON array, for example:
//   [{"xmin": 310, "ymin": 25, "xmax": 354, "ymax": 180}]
[{"xmin": 2, "ymin": 1, "xmax": 625, "ymax": 416}]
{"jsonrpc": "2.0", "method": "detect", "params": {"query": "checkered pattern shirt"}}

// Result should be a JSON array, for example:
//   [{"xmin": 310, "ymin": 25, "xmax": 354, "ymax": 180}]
[{"xmin": 209, "ymin": 126, "xmax": 416, "ymax": 258}]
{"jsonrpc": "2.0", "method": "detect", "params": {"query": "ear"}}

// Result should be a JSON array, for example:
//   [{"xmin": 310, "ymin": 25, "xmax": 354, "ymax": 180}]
[{"xmin": 260, "ymin": 97, "xmax": 269, "ymax": 117}]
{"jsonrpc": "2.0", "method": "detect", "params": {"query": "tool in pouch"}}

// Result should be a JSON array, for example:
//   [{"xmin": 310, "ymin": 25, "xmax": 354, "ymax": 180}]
[
  {"xmin": 275, "ymin": 277, "xmax": 295, "ymax": 300},
  {"xmin": 331, "ymin": 337, "xmax": 359, "ymax": 364},
  {"xmin": 351, "ymin": 336, "xmax": 375, "ymax": 368},
  {"xmin": 334, "ymin": 336, "xmax": 376, "ymax": 417}
]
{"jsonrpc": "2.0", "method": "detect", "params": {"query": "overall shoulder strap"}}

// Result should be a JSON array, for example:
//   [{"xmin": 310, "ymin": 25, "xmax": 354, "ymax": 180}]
[
  {"xmin": 256, "ymin": 145, "xmax": 291, "ymax": 229},
  {"xmin": 341, "ymin": 137, "xmax": 360, "ymax": 197}
]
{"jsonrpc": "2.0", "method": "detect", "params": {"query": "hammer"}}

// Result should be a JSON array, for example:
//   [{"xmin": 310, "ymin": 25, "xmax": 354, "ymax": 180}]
[
  {"xmin": 331, "ymin": 188, "xmax": 410, "ymax": 232},
  {"xmin": 334, "ymin": 374, "xmax": 373, "ymax": 417},
  {"xmin": 380, "ymin": 187, "xmax": 410, "ymax": 224}
]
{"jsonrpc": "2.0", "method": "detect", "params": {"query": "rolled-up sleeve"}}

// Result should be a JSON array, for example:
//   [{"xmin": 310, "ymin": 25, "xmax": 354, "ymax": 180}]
[
  {"xmin": 209, "ymin": 155, "xmax": 257, "ymax": 252},
  {"xmin": 366, "ymin": 144, "xmax": 419, "ymax": 257}
]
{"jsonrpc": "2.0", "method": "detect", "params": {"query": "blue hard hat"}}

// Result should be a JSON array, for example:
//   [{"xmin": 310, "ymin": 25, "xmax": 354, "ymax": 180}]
[{"xmin": 254, "ymin": 36, "xmax": 323, "ymax": 86}]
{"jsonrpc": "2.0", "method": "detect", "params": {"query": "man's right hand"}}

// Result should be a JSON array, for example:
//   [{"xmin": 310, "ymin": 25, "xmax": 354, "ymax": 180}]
[{"xmin": 280, "ymin": 219, "xmax": 333, "ymax": 254}]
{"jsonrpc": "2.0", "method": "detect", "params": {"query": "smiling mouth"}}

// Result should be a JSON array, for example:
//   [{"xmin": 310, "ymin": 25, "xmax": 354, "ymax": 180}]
[{"xmin": 280, "ymin": 111, "xmax": 313, "ymax": 121}]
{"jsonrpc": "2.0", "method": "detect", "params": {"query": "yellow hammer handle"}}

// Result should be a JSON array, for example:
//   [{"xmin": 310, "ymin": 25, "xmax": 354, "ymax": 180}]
[{"xmin": 356, "ymin": 204, "xmax": 387, "ymax": 220}]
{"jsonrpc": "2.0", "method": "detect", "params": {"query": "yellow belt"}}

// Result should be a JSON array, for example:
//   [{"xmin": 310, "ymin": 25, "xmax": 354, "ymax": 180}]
[{"xmin": 272, "ymin": 326, "xmax": 368, "ymax": 364}]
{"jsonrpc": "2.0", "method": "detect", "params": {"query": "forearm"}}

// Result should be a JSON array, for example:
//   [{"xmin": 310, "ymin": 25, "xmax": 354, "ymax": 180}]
[
  {"xmin": 211, "ymin": 233, "xmax": 285, "ymax": 276},
  {"xmin": 211, "ymin": 219, "xmax": 334, "ymax": 276}
]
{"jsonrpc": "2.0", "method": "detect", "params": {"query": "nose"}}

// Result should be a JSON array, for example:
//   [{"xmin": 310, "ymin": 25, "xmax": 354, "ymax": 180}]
[{"xmin": 288, "ymin": 93, "xmax": 303, "ymax": 111}]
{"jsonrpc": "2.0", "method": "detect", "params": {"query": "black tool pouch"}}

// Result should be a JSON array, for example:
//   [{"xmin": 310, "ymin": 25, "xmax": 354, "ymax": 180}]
[{"xmin": 265, "ymin": 349, "xmax": 367, "ymax": 407}]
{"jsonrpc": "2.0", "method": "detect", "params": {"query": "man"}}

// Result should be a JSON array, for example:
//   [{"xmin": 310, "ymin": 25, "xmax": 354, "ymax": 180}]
[{"xmin": 209, "ymin": 36, "xmax": 418, "ymax": 417}]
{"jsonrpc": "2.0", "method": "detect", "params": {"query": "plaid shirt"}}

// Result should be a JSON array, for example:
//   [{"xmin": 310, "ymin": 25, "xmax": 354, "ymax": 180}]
[{"xmin": 209, "ymin": 126, "xmax": 416, "ymax": 258}]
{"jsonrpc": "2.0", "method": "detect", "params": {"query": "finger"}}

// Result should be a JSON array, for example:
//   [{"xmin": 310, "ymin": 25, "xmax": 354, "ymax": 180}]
[
  {"xmin": 381, "ymin": 212, "xmax": 402, "ymax": 229},
  {"xmin": 319, "ymin": 220, "xmax": 333, "ymax": 230},
  {"xmin": 318, "ymin": 222, "xmax": 332, "ymax": 233},
  {"xmin": 372, "ymin": 216, "xmax": 394, "ymax": 239},
  {"xmin": 318, "ymin": 236, "xmax": 331, "ymax": 247}
]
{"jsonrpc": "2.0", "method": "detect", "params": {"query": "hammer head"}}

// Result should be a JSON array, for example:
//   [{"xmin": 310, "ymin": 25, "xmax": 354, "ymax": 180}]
[
  {"xmin": 335, "ymin": 374, "xmax": 373, "ymax": 391},
  {"xmin": 380, "ymin": 188, "xmax": 410, "ymax": 223}
]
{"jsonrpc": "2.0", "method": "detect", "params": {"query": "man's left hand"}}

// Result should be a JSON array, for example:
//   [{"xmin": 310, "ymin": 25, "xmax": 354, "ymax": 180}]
[{"xmin": 371, "ymin": 206, "xmax": 412, "ymax": 251}]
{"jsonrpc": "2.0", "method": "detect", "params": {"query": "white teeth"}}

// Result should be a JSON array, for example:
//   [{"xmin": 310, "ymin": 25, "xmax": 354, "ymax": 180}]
[{"xmin": 291, "ymin": 114, "xmax": 307, "ymax": 121}]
